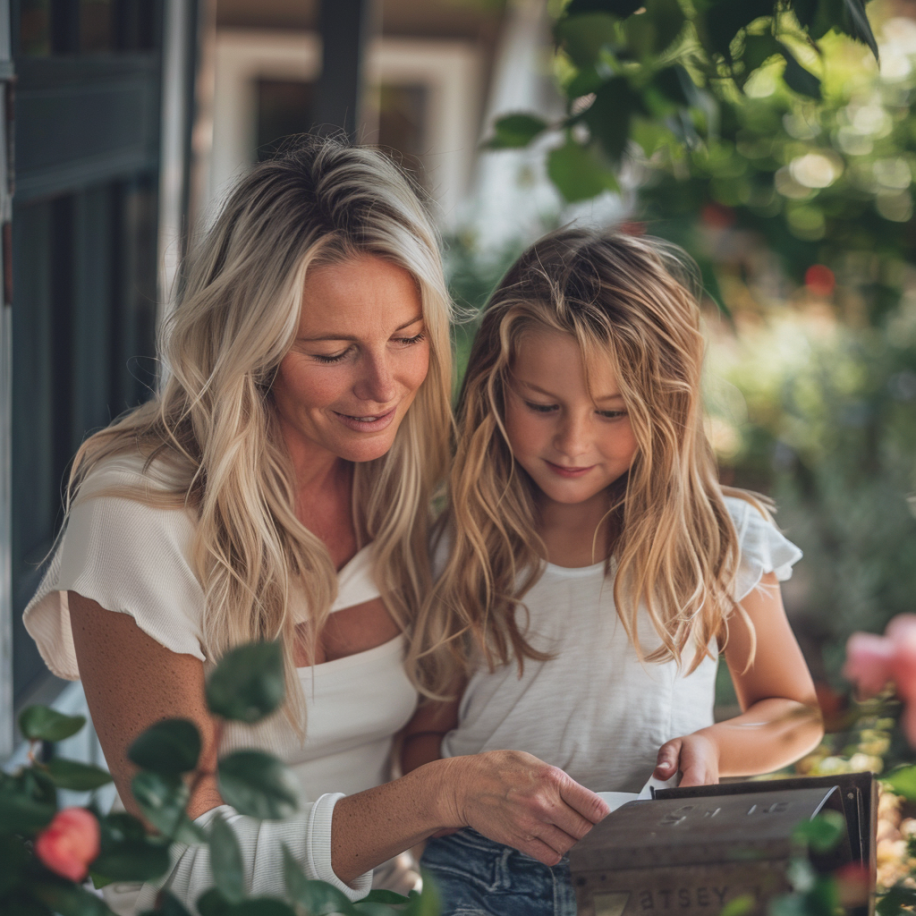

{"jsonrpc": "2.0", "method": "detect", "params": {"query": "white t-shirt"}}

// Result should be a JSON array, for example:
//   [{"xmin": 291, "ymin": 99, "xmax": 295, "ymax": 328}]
[
  {"xmin": 24, "ymin": 455, "xmax": 418, "ymax": 911},
  {"xmin": 441, "ymin": 496, "xmax": 802, "ymax": 794}
]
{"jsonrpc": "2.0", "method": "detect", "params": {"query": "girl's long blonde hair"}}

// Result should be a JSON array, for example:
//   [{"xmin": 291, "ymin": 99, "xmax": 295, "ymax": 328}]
[
  {"xmin": 66, "ymin": 137, "xmax": 454, "ymax": 732},
  {"xmin": 409, "ymin": 227, "xmax": 761, "ymax": 692}
]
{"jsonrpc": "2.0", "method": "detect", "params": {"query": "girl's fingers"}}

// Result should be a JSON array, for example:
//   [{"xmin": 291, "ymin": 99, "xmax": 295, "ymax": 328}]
[{"xmin": 654, "ymin": 739, "xmax": 681, "ymax": 776}]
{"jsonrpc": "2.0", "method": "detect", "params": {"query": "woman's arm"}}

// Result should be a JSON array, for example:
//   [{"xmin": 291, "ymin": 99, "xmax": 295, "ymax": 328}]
[
  {"xmin": 400, "ymin": 691, "xmax": 461, "ymax": 775},
  {"xmin": 653, "ymin": 572, "xmax": 824, "ymax": 786},
  {"xmin": 70, "ymin": 593, "xmax": 609, "ymax": 889}
]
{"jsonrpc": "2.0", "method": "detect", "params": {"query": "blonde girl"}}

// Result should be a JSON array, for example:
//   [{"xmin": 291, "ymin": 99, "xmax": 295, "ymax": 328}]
[
  {"xmin": 24, "ymin": 142, "xmax": 608, "ymax": 914},
  {"xmin": 403, "ymin": 227, "xmax": 824, "ymax": 916}
]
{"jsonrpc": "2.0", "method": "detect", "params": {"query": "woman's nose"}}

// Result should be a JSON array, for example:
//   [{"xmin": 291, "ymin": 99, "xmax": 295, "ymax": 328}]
[{"xmin": 355, "ymin": 353, "xmax": 397, "ymax": 404}]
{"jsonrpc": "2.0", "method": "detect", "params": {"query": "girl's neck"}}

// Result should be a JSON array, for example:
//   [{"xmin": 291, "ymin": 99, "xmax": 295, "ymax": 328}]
[{"xmin": 536, "ymin": 492, "xmax": 614, "ymax": 569}]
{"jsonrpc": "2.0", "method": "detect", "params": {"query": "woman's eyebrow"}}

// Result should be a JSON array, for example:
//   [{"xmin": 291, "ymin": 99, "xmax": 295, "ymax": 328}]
[{"xmin": 299, "ymin": 315, "xmax": 424, "ymax": 342}]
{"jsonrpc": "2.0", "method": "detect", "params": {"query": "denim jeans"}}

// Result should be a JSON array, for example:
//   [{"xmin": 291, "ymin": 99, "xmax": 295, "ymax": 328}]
[{"xmin": 421, "ymin": 829, "xmax": 578, "ymax": 916}]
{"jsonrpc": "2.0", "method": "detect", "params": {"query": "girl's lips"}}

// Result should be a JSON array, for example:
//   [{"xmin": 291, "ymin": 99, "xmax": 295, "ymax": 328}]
[
  {"xmin": 334, "ymin": 406, "xmax": 397, "ymax": 433},
  {"xmin": 545, "ymin": 460, "xmax": 594, "ymax": 478}
]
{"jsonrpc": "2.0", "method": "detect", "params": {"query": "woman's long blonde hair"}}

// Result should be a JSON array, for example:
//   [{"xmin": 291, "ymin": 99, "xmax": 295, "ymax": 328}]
[
  {"xmin": 66, "ymin": 137, "xmax": 454, "ymax": 732},
  {"xmin": 409, "ymin": 227, "xmax": 761, "ymax": 692}
]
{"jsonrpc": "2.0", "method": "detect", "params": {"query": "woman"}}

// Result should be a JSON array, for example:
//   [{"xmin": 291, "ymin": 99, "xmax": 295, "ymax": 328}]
[{"xmin": 24, "ymin": 138, "xmax": 608, "ymax": 913}]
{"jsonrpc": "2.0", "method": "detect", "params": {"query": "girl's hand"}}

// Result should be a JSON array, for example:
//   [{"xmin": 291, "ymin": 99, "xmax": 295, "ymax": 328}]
[
  {"xmin": 653, "ymin": 732, "xmax": 720, "ymax": 787},
  {"xmin": 438, "ymin": 750, "xmax": 610, "ymax": 866}
]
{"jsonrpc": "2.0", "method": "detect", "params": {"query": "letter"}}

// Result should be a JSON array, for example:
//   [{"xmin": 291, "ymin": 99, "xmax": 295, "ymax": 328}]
[
  {"xmin": 679, "ymin": 888, "xmax": 691, "ymax": 908},
  {"xmin": 713, "ymin": 888, "xmax": 728, "ymax": 904},
  {"xmin": 747, "ymin": 804, "xmax": 757, "ymax": 815},
  {"xmin": 640, "ymin": 890, "xmax": 654, "ymax": 910},
  {"xmin": 659, "ymin": 889, "xmax": 672, "ymax": 908},
  {"xmin": 697, "ymin": 888, "xmax": 710, "ymax": 907}
]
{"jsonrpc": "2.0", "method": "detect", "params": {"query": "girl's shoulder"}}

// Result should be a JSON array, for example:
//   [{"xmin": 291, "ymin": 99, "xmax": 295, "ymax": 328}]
[{"xmin": 721, "ymin": 493, "xmax": 803, "ymax": 601}]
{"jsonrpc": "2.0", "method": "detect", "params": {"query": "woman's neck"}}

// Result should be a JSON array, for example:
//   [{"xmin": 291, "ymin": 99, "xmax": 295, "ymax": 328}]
[{"xmin": 535, "ymin": 491, "xmax": 614, "ymax": 568}]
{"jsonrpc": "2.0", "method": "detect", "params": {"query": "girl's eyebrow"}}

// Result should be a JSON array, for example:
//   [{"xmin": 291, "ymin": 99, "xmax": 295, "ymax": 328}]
[
  {"xmin": 516, "ymin": 379, "xmax": 624, "ymax": 402},
  {"xmin": 298, "ymin": 315, "xmax": 424, "ymax": 342}
]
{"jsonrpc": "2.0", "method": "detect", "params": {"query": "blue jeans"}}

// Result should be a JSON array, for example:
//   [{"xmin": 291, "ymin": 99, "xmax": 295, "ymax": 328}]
[{"xmin": 421, "ymin": 829, "xmax": 577, "ymax": 916}]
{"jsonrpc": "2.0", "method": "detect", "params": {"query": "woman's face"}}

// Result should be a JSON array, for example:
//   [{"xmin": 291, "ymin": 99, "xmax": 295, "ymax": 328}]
[{"xmin": 272, "ymin": 254, "xmax": 430, "ymax": 468}]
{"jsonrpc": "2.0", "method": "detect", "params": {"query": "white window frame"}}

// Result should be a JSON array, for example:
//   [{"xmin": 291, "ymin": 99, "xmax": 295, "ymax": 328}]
[{"xmin": 210, "ymin": 29, "xmax": 482, "ymax": 226}]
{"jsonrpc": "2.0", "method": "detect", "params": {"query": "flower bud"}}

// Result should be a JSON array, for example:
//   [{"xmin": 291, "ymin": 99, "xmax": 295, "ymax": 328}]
[{"xmin": 34, "ymin": 807, "xmax": 101, "ymax": 882}]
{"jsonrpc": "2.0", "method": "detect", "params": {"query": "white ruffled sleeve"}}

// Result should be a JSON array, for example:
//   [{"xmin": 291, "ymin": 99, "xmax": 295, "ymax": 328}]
[
  {"xmin": 23, "ymin": 457, "xmax": 207, "ymax": 679},
  {"xmin": 724, "ymin": 496, "xmax": 803, "ymax": 602}
]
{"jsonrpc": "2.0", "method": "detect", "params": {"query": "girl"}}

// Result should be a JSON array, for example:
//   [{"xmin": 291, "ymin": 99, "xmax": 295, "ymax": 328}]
[{"xmin": 402, "ymin": 227, "xmax": 824, "ymax": 916}]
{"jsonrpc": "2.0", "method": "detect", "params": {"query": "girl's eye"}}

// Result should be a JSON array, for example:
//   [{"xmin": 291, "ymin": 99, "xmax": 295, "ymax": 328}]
[
  {"xmin": 524, "ymin": 400, "xmax": 558, "ymax": 414},
  {"xmin": 598, "ymin": 409, "xmax": 627, "ymax": 420}
]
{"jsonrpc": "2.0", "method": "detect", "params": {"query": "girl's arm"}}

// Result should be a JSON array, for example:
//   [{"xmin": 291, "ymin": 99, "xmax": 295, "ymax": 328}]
[
  {"xmin": 653, "ymin": 572, "xmax": 824, "ymax": 786},
  {"xmin": 70, "ymin": 593, "xmax": 608, "ymax": 895},
  {"xmin": 400, "ymin": 690, "xmax": 461, "ymax": 775}
]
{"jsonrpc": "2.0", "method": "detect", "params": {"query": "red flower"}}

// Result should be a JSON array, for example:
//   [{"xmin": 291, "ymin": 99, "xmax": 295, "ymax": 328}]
[
  {"xmin": 34, "ymin": 807, "xmax": 100, "ymax": 882},
  {"xmin": 804, "ymin": 264, "xmax": 835, "ymax": 297}
]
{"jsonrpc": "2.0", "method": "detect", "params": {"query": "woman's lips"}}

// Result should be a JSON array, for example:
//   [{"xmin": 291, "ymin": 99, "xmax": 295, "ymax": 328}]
[
  {"xmin": 545, "ymin": 460, "xmax": 594, "ymax": 478},
  {"xmin": 334, "ymin": 406, "xmax": 397, "ymax": 433}
]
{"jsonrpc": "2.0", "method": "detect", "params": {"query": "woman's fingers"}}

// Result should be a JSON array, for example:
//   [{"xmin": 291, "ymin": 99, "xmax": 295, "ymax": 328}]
[
  {"xmin": 556, "ymin": 771, "xmax": 611, "ymax": 826},
  {"xmin": 654, "ymin": 739, "xmax": 681, "ymax": 778}
]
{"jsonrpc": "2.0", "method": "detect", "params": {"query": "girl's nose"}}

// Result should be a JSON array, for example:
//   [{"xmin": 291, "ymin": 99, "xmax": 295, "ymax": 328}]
[
  {"xmin": 553, "ymin": 414, "xmax": 590, "ymax": 458},
  {"xmin": 355, "ymin": 353, "xmax": 396, "ymax": 404}
]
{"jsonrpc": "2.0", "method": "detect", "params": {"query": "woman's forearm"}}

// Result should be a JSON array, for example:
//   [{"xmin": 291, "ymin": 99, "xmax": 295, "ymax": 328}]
[{"xmin": 699, "ymin": 697, "xmax": 824, "ymax": 778}]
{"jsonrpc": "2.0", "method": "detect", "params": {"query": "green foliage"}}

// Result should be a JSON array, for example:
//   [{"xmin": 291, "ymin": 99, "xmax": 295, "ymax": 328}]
[
  {"xmin": 791, "ymin": 809, "xmax": 846, "ymax": 851},
  {"xmin": 205, "ymin": 641, "xmax": 285, "ymax": 724},
  {"xmin": 486, "ymin": 0, "xmax": 881, "ymax": 203},
  {"xmin": 881, "ymin": 765, "xmax": 916, "ymax": 800},
  {"xmin": 128, "ymin": 718, "xmax": 202, "ymax": 775},
  {"xmin": 42, "ymin": 758, "xmax": 114, "ymax": 792},
  {"xmin": 877, "ymin": 884, "xmax": 916, "ymax": 916},
  {"xmin": 18, "ymin": 706, "xmax": 86, "ymax": 742},
  {"xmin": 210, "ymin": 815, "xmax": 246, "ymax": 905},
  {"xmin": 218, "ymin": 751, "xmax": 302, "ymax": 820}
]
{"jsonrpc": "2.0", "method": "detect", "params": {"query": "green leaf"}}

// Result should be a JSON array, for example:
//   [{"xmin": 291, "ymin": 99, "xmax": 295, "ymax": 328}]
[
  {"xmin": 131, "ymin": 771, "xmax": 190, "ymax": 838},
  {"xmin": 742, "ymin": 33, "xmax": 783, "ymax": 77},
  {"xmin": 786, "ymin": 857, "xmax": 817, "ymax": 892},
  {"xmin": 556, "ymin": 13, "xmax": 620, "ymax": 69},
  {"xmin": 31, "ymin": 880, "xmax": 115, "ymax": 916},
  {"xmin": 281, "ymin": 846, "xmax": 356, "ymax": 915},
  {"xmin": 649, "ymin": 65, "xmax": 695, "ymax": 113},
  {"xmin": 566, "ymin": 0, "xmax": 642, "ymax": 15},
  {"xmin": 792, "ymin": 810, "xmax": 845, "ymax": 852},
  {"xmin": 547, "ymin": 139, "xmax": 619, "ymax": 203},
  {"xmin": 878, "ymin": 885, "xmax": 916, "ymax": 916},
  {"xmin": 361, "ymin": 889, "xmax": 411, "ymax": 905},
  {"xmin": 92, "ymin": 841, "xmax": 172, "ymax": 883},
  {"xmin": 779, "ymin": 43, "xmax": 822, "ymax": 99},
  {"xmin": 224, "ymin": 901, "xmax": 297, "ymax": 916},
  {"xmin": 128, "ymin": 718, "xmax": 202, "ymax": 776},
  {"xmin": 564, "ymin": 65, "xmax": 607, "ymax": 100},
  {"xmin": 719, "ymin": 894, "xmax": 755, "ymax": 916},
  {"xmin": 405, "ymin": 872, "xmax": 441, "ymax": 916},
  {"xmin": 622, "ymin": 2, "xmax": 686, "ymax": 59},
  {"xmin": 483, "ymin": 113, "xmax": 549, "ymax": 150},
  {"xmin": 197, "ymin": 888, "xmax": 232, "ymax": 916},
  {"xmin": 583, "ymin": 77, "xmax": 642, "ymax": 162},
  {"xmin": 840, "ymin": 0, "xmax": 879, "ymax": 61},
  {"xmin": 218, "ymin": 751, "xmax": 302, "ymax": 820},
  {"xmin": 210, "ymin": 814, "xmax": 246, "ymax": 904},
  {"xmin": 1, "ymin": 896, "xmax": 54, "ymax": 916},
  {"xmin": 140, "ymin": 892, "xmax": 195, "ymax": 916},
  {"xmin": 882, "ymin": 765, "xmax": 916, "ymax": 800},
  {"xmin": 0, "ymin": 834, "xmax": 30, "ymax": 895},
  {"xmin": 703, "ymin": 0, "xmax": 775, "ymax": 60},
  {"xmin": 43, "ymin": 758, "xmax": 114, "ymax": 792},
  {"xmin": 19, "ymin": 706, "xmax": 86, "ymax": 742},
  {"xmin": 0, "ymin": 786, "xmax": 57, "ymax": 833},
  {"xmin": 206, "ymin": 642, "xmax": 285, "ymax": 724}
]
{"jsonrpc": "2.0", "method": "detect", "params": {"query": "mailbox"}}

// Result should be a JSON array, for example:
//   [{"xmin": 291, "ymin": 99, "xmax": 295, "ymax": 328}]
[{"xmin": 569, "ymin": 772, "xmax": 876, "ymax": 916}]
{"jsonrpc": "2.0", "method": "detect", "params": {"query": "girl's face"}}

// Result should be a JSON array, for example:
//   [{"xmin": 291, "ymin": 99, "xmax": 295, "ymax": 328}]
[
  {"xmin": 504, "ymin": 329, "xmax": 638, "ymax": 512},
  {"xmin": 271, "ymin": 254, "xmax": 430, "ymax": 468}
]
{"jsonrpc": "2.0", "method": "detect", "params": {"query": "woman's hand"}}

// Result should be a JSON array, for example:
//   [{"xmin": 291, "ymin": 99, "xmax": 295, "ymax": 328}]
[
  {"xmin": 437, "ymin": 750, "xmax": 610, "ymax": 866},
  {"xmin": 653, "ymin": 732, "xmax": 720, "ymax": 787}
]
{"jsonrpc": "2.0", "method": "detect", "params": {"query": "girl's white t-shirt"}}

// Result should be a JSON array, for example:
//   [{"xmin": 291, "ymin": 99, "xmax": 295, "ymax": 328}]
[
  {"xmin": 441, "ymin": 496, "xmax": 803, "ymax": 794},
  {"xmin": 23, "ymin": 455, "xmax": 418, "ymax": 910}
]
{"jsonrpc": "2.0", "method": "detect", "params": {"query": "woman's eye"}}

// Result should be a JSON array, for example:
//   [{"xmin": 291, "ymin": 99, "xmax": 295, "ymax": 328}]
[
  {"xmin": 395, "ymin": 333, "xmax": 426, "ymax": 347},
  {"xmin": 598, "ymin": 410, "xmax": 627, "ymax": 420},
  {"xmin": 311, "ymin": 349, "xmax": 351, "ymax": 364},
  {"xmin": 524, "ymin": 401, "xmax": 557, "ymax": 414}
]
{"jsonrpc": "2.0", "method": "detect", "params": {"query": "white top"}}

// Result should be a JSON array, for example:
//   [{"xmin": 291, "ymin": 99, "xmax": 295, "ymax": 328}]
[
  {"xmin": 24, "ymin": 455, "xmax": 418, "ymax": 911},
  {"xmin": 441, "ymin": 497, "xmax": 803, "ymax": 794}
]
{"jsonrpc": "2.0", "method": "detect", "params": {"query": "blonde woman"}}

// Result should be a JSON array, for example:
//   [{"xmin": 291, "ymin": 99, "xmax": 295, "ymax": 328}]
[
  {"xmin": 23, "ymin": 141, "xmax": 609, "ymax": 913},
  {"xmin": 402, "ymin": 227, "xmax": 824, "ymax": 916}
]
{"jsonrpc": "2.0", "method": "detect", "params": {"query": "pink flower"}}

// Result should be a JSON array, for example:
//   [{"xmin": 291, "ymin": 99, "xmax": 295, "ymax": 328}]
[
  {"xmin": 845, "ymin": 615, "xmax": 916, "ymax": 745},
  {"xmin": 34, "ymin": 807, "xmax": 100, "ymax": 882}
]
